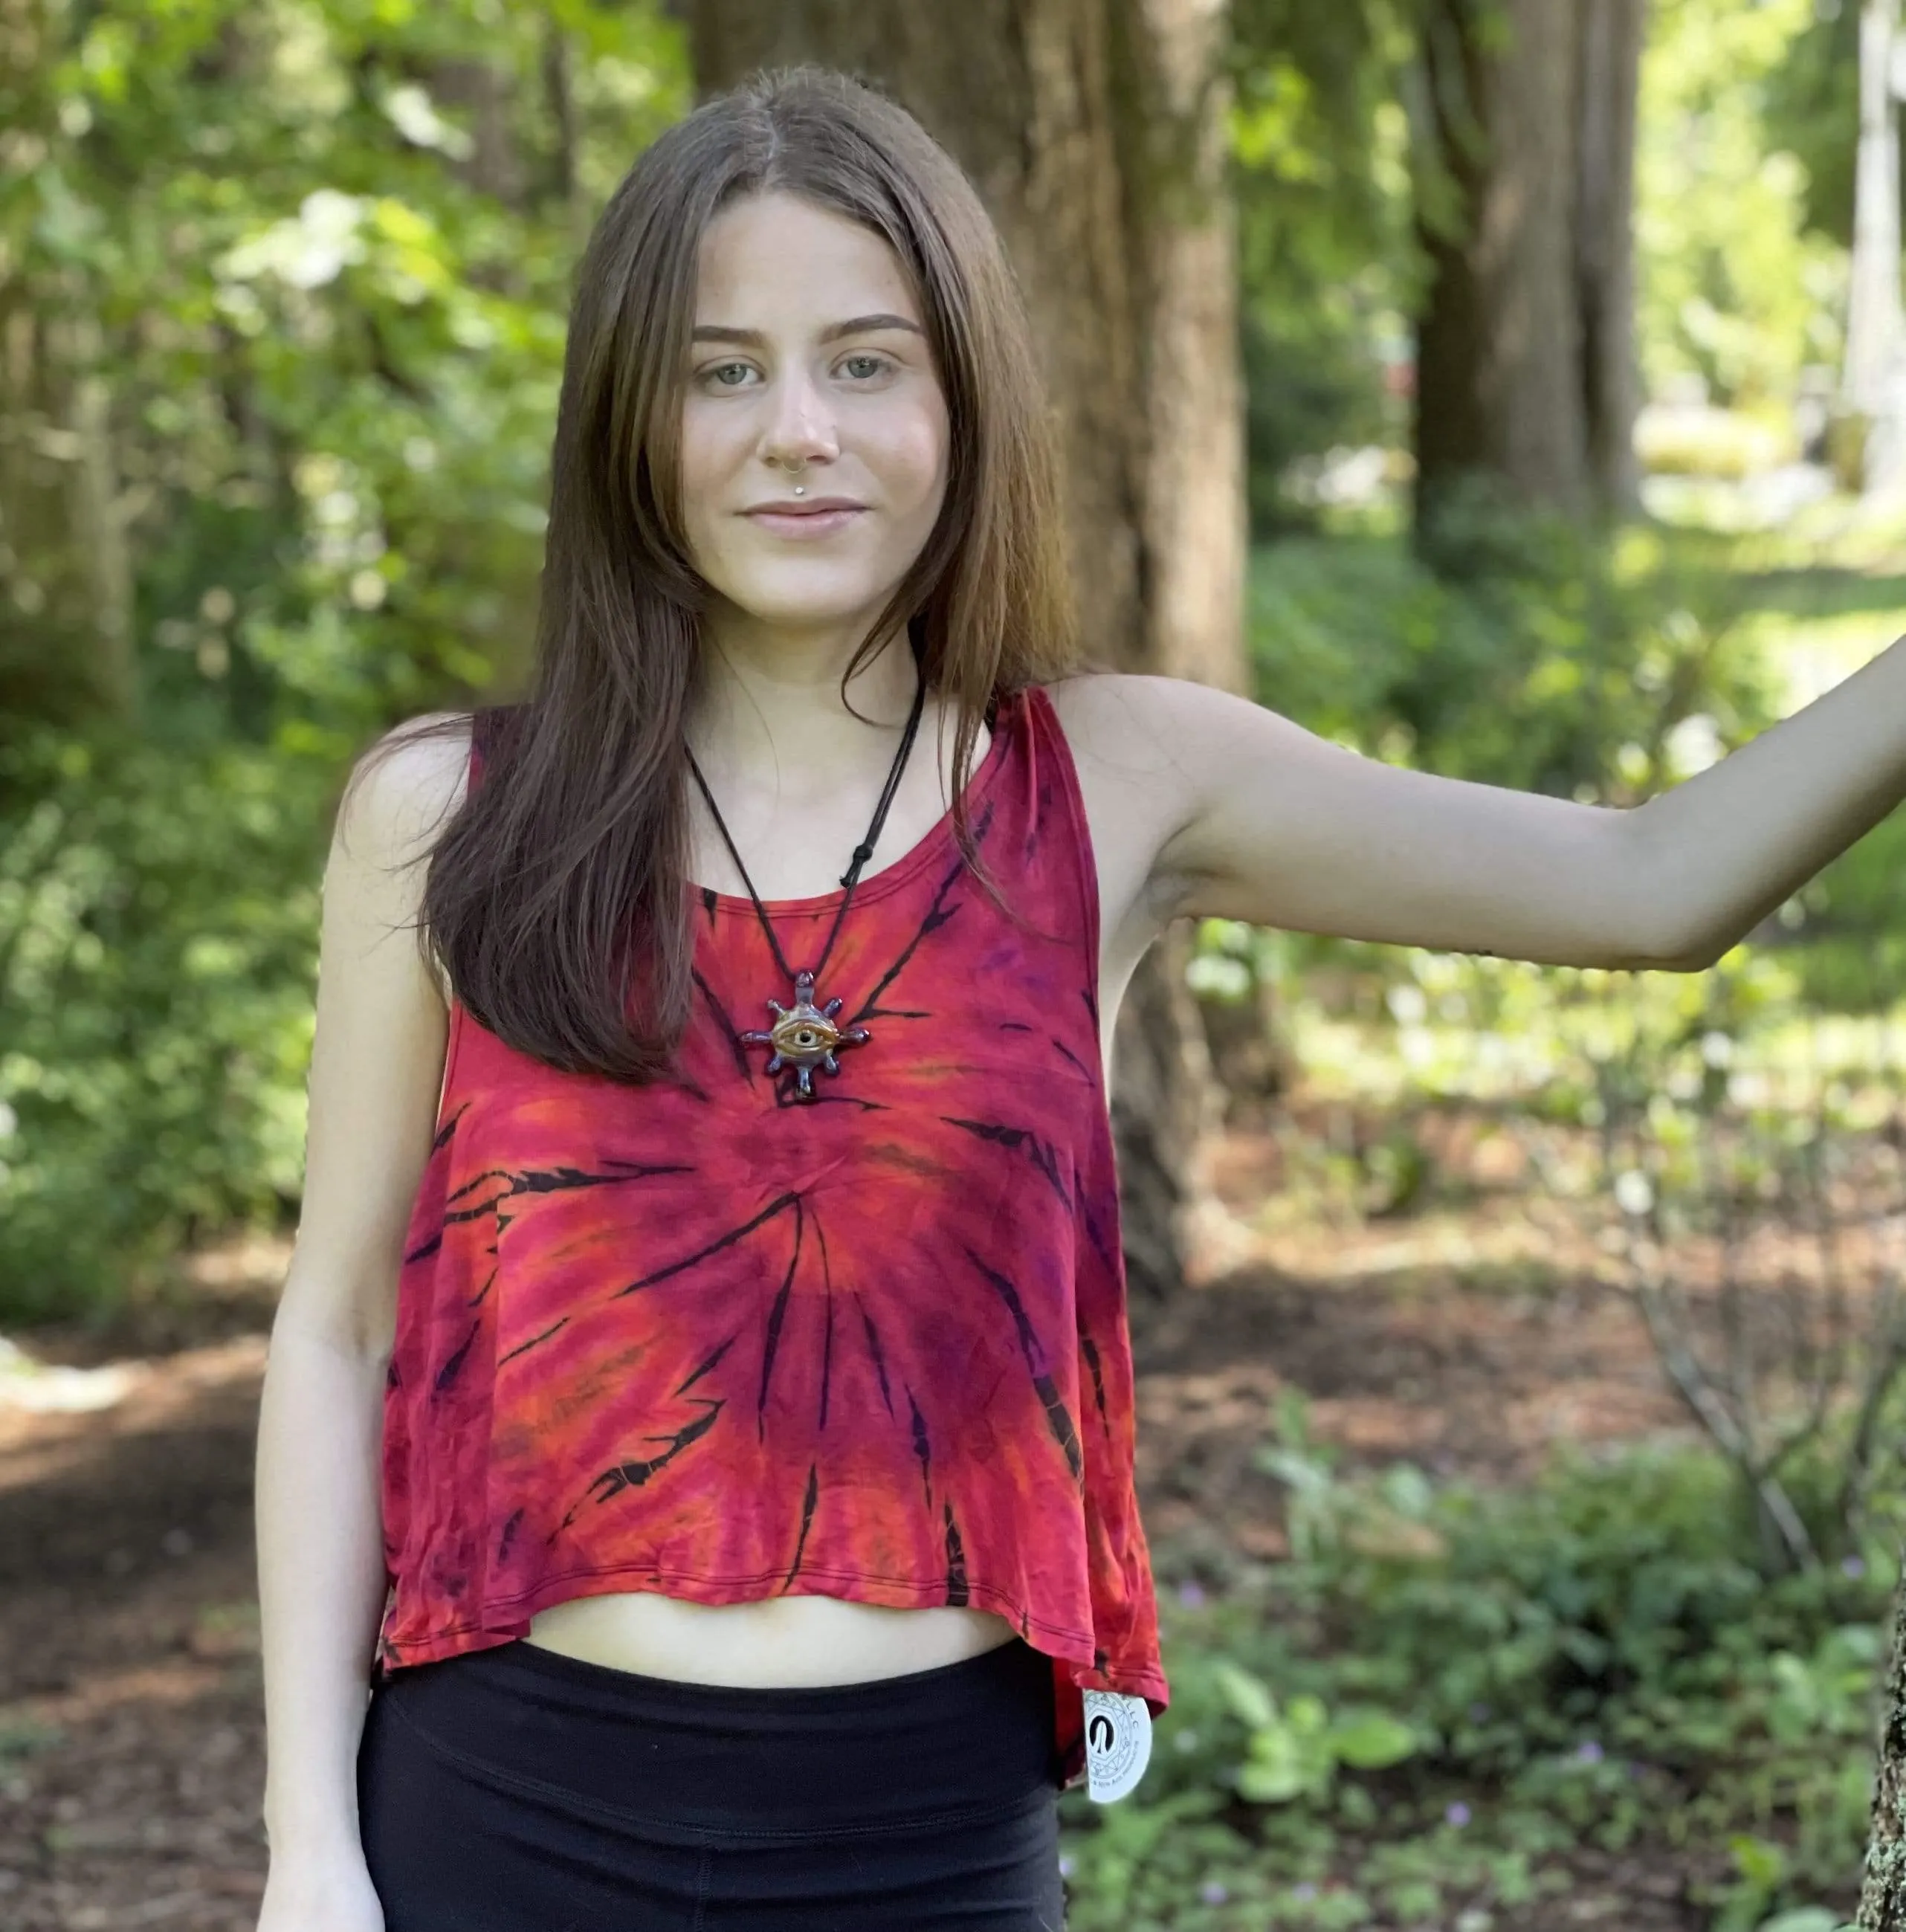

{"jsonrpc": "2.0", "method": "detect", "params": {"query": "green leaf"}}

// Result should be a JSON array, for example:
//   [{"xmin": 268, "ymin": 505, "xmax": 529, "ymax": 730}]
[
  {"xmin": 1326, "ymin": 1708, "xmax": 1418, "ymax": 1769},
  {"xmin": 1236, "ymin": 1730, "xmax": 1312, "ymax": 1804},
  {"xmin": 1728, "ymin": 1834, "xmax": 1787, "ymax": 1889},
  {"xmin": 1286, "ymin": 1693, "xmax": 1330, "ymax": 1736},
  {"xmin": 1213, "ymin": 1661, "xmax": 1278, "ymax": 1731}
]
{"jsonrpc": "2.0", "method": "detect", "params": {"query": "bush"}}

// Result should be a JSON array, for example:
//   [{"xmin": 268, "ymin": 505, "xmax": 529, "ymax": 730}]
[
  {"xmin": 0, "ymin": 723, "xmax": 331, "ymax": 1319},
  {"xmin": 1248, "ymin": 503, "xmax": 1782, "ymax": 807},
  {"xmin": 1059, "ymin": 1400, "xmax": 1893, "ymax": 1928}
]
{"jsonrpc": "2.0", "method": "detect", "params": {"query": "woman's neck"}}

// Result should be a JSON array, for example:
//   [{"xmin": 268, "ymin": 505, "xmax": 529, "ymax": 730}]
[
  {"xmin": 682, "ymin": 616, "xmax": 977, "ymax": 903},
  {"xmin": 688, "ymin": 621, "xmax": 923, "ymax": 793}
]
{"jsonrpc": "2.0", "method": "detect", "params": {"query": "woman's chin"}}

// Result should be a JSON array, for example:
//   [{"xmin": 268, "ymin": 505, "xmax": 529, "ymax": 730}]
[{"xmin": 715, "ymin": 584, "xmax": 896, "ymax": 636}]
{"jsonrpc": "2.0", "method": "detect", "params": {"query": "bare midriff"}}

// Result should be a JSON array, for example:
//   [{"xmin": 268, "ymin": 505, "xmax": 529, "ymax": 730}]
[{"xmin": 522, "ymin": 1592, "xmax": 1019, "ymax": 1687}]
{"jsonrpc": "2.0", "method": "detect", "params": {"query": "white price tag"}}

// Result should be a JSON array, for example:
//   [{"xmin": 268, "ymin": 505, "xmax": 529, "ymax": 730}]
[{"xmin": 1082, "ymin": 1689, "xmax": 1152, "ymax": 1802}]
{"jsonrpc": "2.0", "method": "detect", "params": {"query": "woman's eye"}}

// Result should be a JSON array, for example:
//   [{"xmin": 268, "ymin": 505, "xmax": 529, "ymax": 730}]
[
  {"xmin": 840, "ymin": 354, "xmax": 891, "ymax": 381},
  {"xmin": 702, "ymin": 362, "xmax": 756, "ymax": 388}
]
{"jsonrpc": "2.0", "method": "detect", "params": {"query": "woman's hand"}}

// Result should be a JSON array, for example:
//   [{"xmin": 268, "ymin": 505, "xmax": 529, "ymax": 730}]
[{"xmin": 257, "ymin": 1849, "xmax": 386, "ymax": 1932}]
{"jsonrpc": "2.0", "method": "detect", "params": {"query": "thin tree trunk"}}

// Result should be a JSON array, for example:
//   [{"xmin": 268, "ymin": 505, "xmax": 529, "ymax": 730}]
[
  {"xmin": 1410, "ymin": 0, "xmax": 1644, "ymax": 532},
  {"xmin": 543, "ymin": 21, "xmax": 579, "ymax": 210},
  {"xmin": 1844, "ymin": 0, "xmax": 1906, "ymax": 491},
  {"xmin": 1414, "ymin": 0, "xmax": 1589, "ymax": 528},
  {"xmin": 1575, "ymin": 0, "xmax": 1644, "ymax": 517},
  {"xmin": 0, "ymin": 0, "xmax": 137, "ymax": 723},
  {"xmin": 686, "ymin": 0, "xmax": 1248, "ymax": 1296},
  {"xmin": 1105, "ymin": 0, "xmax": 1244, "ymax": 1294},
  {"xmin": 1126, "ymin": 0, "xmax": 1248, "ymax": 696},
  {"xmin": 429, "ymin": 58, "xmax": 529, "ymax": 207}
]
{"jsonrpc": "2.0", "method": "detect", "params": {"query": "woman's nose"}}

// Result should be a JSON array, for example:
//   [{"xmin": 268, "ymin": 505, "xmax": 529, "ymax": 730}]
[{"xmin": 759, "ymin": 366, "xmax": 840, "ymax": 469}]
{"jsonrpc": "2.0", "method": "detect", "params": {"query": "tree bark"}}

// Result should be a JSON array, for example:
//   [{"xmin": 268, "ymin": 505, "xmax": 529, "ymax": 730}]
[
  {"xmin": 1410, "ymin": 0, "xmax": 1644, "ymax": 532},
  {"xmin": 0, "ymin": 0, "xmax": 137, "ymax": 726},
  {"xmin": 1842, "ymin": 0, "xmax": 1906, "ymax": 491},
  {"xmin": 686, "ymin": 0, "xmax": 1248, "ymax": 1296},
  {"xmin": 1859, "ymin": 1551, "xmax": 1906, "ymax": 1928},
  {"xmin": 428, "ymin": 58, "xmax": 530, "ymax": 207},
  {"xmin": 1574, "ymin": 0, "xmax": 1645, "ymax": 516}
]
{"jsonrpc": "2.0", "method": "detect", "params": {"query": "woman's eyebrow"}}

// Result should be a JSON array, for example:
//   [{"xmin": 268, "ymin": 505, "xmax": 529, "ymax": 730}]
[{"xmin": 689, "ymin": 314, "xmax": 926, "ymax": 346}]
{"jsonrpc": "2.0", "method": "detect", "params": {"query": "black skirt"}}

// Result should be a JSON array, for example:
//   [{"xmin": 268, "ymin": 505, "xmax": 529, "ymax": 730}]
[{"xmin": 357, "ymin": 1632, "xmax": 1068, "ymax": 1931}]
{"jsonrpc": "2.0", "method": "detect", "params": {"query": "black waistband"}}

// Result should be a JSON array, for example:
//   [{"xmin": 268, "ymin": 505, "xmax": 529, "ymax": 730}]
[{"xmin": 371, "ymin": 1633, "xmax": 1059, "ymax": 1831}]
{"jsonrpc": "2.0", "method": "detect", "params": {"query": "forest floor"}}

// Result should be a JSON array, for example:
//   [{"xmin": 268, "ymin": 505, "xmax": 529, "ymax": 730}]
[{"xmin": 0, "ymin": 1103, "xmax": 1870, "ymax": 1931}]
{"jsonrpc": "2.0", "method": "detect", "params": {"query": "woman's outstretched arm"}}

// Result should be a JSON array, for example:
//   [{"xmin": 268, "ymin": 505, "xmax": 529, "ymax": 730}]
[
  {"xmin": 254, "ymin": 717, "xmax": 468, "ymax": 1931},
  {"xmin": 1065, "ymin": 639, "xmax": 1906, "ymax": 972}
]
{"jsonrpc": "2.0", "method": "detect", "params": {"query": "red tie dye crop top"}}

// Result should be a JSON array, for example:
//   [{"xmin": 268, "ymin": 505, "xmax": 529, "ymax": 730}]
[{"xmin": 374, "ymin": 683, "xmax": 1169, "ymax": 1786}]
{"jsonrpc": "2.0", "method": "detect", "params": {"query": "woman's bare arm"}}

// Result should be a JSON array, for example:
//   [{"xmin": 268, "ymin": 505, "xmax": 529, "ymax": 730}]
[
  {"xmin": 255, "ymin": 715, "xmax": 468, "ymax": 1887},
  {"xmin": 1060, "ymin": 643, "xmax": 1906, "ymax": 972}
]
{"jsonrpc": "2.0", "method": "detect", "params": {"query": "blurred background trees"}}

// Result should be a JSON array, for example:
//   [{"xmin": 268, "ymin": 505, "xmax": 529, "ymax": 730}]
[
  {"xmin": 0, "ymin": 0, "xmax": 1897, "ymax": 1318},
  {"xmin": 0, "ymin": 0, "xmax": 687, "ymax": 1311},
  {"xmin": 11, "ymin": 1, "xmax": 1906, "ymax": 1924}
]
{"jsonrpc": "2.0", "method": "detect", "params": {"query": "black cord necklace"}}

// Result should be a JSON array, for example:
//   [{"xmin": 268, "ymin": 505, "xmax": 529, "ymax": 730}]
[{"xmin": 686, "ymin": 666, "xmax": 928, "ymax": 1101}]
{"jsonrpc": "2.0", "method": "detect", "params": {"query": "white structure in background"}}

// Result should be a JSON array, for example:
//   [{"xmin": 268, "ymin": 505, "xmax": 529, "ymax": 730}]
[{"xmin": 1843, "ymin": 0, "xmax": 1906, "ymax": 491}]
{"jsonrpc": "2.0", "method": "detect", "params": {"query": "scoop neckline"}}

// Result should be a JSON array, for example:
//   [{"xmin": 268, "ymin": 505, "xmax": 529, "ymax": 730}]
[{"xmin": 690, "ymin": 695, "xmax": 1015, "ymax": 918}]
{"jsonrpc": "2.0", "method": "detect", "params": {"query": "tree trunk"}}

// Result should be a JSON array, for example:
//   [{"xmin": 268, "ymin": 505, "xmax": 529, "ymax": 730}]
[
  {"xmin": 428, "ymin": 58, "xmax": 530, "ymax": 207},
  {"xmin": 1858, "ymin": 1553, "xmax": 1906, "ymax": 1928},
  {"xmin": 686, "ymin": 0, "xmax": 1248, "ymax": 1297},
  {"xmin": 1574, "ymin": 0, "xmax": 1645, "ymax": 516},
  {"xmin": 1411, "ymin": 0, "xmax": 1644, "ymax": 532},
  {"xmin": 0, "ymin": 0, "xmax": 137, "ymax": 726},
  {"xmin": 1842, "ymin": 0, "xmax": 1906, "ymax": 492}
]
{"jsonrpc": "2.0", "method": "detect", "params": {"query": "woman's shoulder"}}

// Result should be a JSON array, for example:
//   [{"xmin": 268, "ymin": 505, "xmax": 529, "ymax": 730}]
[
  {"xmin": 342, "ymin": 710, "xmax": 479, "ymax": 842},
  {"xmin": 344, "ymin": 708, "xmax": 536, "ymax": 1007},
  {"xmin": 331, "ymin": 714, "xmax": 478, "ymax": 1012},
  {"xmin": 1037, "ymin": 668, "xmax": 1227, "ymax": 773},
  {"xmin": 1033, "ymin": 672, "xmax": 1262, "ymax": 917}
]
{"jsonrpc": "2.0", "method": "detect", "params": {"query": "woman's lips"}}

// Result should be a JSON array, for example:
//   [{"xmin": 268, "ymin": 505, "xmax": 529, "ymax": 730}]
[{"xmin": 744, "ymin": 507, "xmax": 865, "ymax": 537}]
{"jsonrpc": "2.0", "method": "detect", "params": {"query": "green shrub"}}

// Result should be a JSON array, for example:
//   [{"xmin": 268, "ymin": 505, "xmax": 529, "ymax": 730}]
[
  {"xmin": 0, "ymin": 723, "xmax": 331, "ymax": 1319},
  {"xmin": 1059, "ymin": 1401, "xmax": 1891, "ymax": 1928},
  {"xmin": 1249, "ymin": 508, "xmax": 1780, "ymax": 805}
]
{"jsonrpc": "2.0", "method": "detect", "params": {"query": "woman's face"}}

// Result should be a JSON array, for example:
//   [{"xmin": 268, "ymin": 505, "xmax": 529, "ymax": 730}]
[{"xmin": 677, "ymin": 191, "xmax": 950, "ymax": 650}]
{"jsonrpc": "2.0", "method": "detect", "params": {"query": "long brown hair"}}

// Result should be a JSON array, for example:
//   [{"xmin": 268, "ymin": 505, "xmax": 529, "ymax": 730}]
[{"xmin": 352, "ymin": 64, "xmax": 1079, "ymax": 1083}]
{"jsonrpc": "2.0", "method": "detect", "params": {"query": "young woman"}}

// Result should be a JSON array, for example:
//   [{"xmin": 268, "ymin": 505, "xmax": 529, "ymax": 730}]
[{"xmin": 256, "ymin": 62, "xmax": 1906, "ymax": 1932}]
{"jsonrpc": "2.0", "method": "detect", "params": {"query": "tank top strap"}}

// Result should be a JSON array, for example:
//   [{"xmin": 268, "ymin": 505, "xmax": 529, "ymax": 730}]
[{"xmin": 1008, "ymin": 681, "xmax": 1102, "ymax": 971}]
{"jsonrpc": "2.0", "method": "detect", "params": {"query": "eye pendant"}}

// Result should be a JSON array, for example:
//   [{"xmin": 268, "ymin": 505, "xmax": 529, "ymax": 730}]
[{"xmin": 743, "ymin": 969, "xmax": 873, "ymax": 1101}]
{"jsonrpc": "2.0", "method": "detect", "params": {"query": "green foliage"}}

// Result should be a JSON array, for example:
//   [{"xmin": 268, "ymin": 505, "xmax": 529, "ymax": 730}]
[
  {"xmin": 1228, "ymin": 1, "xmax": 1415, "ymax": 532},
  {"xmin": 0, "ymin": 722, "xmax": 332, "ymax": 1316},
  {"xmin": 1213, "ymin": 1660, "xmax": 1418, "ymax": 1806},
  {"xmin": 1249, "ymin": 511, "xmax": 1783, "ymax": 803},
  {"xmin": 1787, "ymin": 812, "xmax": 1906, "ymax": 1013},
  {"xmin": 1638, "ymin": 0, "xmax": 1845, "ymax": 409},
  {"xmin": 0, "ymin": 1, "xmax": 691, "ymax": 1316},
  {"xmin": 8, "ymin": 0, "xmax": 1887, "ymax": 1316},
  {"xmin": 1762, "ymin": 0, "xmax": 1866, "ymax": 251},
  {"xmin": 1059, "ymin": 1403, "xmax": 1893, "ymax": 1928}
]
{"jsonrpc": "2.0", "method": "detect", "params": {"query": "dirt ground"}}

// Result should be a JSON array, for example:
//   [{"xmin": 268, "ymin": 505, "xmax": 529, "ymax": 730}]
[{"xmin": 0, "ymin": 1117, "xmax": 1880, "ymax": 1931}]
